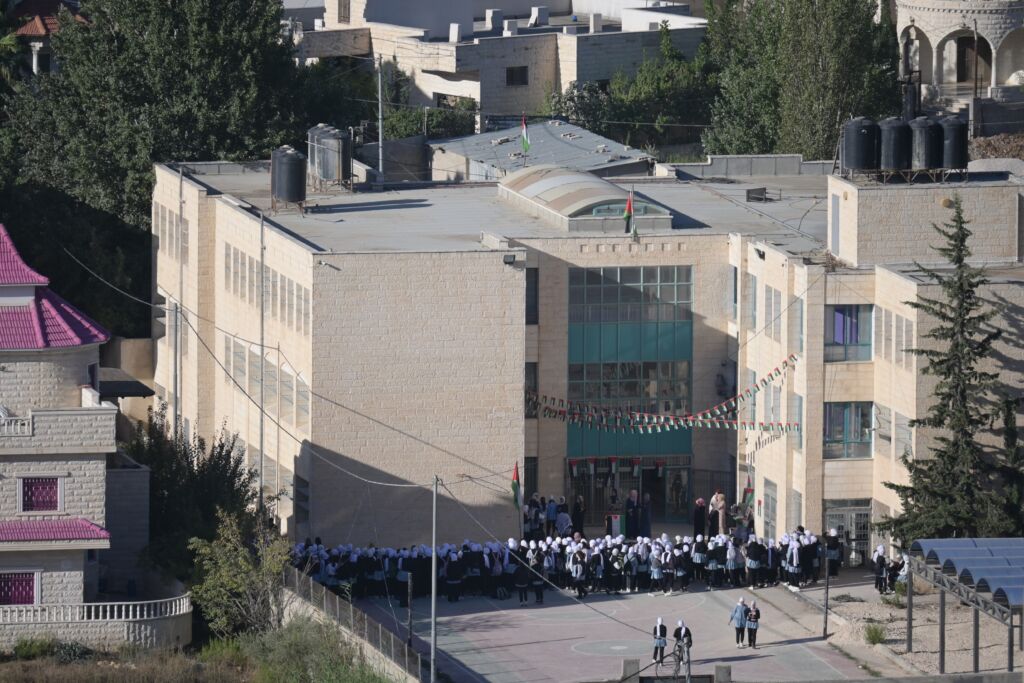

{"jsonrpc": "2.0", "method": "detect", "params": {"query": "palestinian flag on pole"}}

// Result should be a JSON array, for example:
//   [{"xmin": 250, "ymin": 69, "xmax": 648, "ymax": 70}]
[
  {"xmin": 521, "ymin": 116, "xmax": 530, "ymax": 153},
  {"xmin": 742, "ymin": 471, "xmax": 755, "ymax": 512},
  {"xmin": 623, "ymin": 190, "xmax": 633, "ymax": 234},
  {"xmin": 511, "ymin": 462, "xmax": 522, "ymax": 511}
]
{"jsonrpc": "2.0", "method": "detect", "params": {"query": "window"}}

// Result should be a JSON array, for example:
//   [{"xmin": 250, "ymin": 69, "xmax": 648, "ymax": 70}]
[
  {"xmin": 730, "ymin": 266, "xmax": 738, "ymax": 320},
  {"xmin": 748, "ymin": 274, "xmax": 758, "ymax": 327},
  {"xmin": 303, "ymin": 287, "xmax": 311, "ymax": 336},
  {"xmin": 281, "ymin": 371, "xmax": 294, "ymax": 425},
  {"xmin": 179, "ymin": 311, "xmax": 188, "ymax": 357},
  {"xmin": 526, "ymin": 268, "xmax": 539, "ymax": 325},
  {"xmin": 824, "ymin": 402, "xmax": 873, "ymax": 459},
  {"xmin": 296, "ymin": 378, "xmax": 310, "ymax": 431},
  {"xmin": 158, "ymin": 205, "xmax": 166, "ymax": 248},
  {"xmin": 874, "ymin": 307, "xmax": 884, "ymax": 359},
  {"xmin": 772, "ymin": 289, "xmax": 782, "ymax": 340},
  {"xmin": 271, "ymin": 271, "xmax": 279, "ymax": 320},
  {"xmin": 875, "ymin": 404, "xmax": 892, "ymax": 442},
  {"xmin": 286, "ymin": 279, "xmax": 295, "ymax": 329},
  {"xmin": 525, "ymin": 363, "xmax": 538, "ymax": 418},
  {"xmin": 883, "ymin": 309, "xmax": 893, "ymax": 360},
  {"xmin": 567, "ymin": 266, "xmax": 692, "ymax": 324},
  {"xmin": 787, "ymin": 489, "xmax": 803, "ymax": 532},
  {"xmin": 895, "ymin": 412, "xmax": 913, "ymax": 459},
  {"xmin": 264, "ymin": 359, "xmax": 278, "ymax": 417},
  {"xmin": 894, "ymin": 315, "xmax": 905, "ymax": 367},
  {"xmin": 790, "ymin": 393, "xmax": 803, "ymax": 448},
  {"xmin": 224, "ymin": 244, "xmax": 231, "ymax": 291},
  {"xmin": 21, "ymin": 477, "xmax": 59, "ymax": 512},
  {"xmin": 792, "ymin": 297, "xmax": 804, "ymax": 352},
  {"xmin": 745, "ymin": 370, "xmax": 757, "ymax": 422},
  {"xmin": 772, "ymin": 385, "xmax": 781, "ymax": 422},
  {"xmin": 248, "ymin": 256, "xmax": 256, "ymax": 305},
  {"xmin": 232, "ymin": 340, "xmax": 246, "ymax": 385},
  {"xmin": 824, "ymin": 305, "xmax": 872, "ymax": 361},
  {"xmin": 0, "ymin": 573, "xmax": 35, "ymax": 605},
  {"xmin": 568, "ymin": 360, "xmax": 691, "ymax": 415},
  {"xmin": 248, "ymin": 348, "xmax": 261, "ymax": 396},
  {"xmin": 903, "ymin": 320, "xmax": 914, "ymax": 369},
  {"xmin": 764, "ymin": 286, "xmax": 773, "ymax": 336},
  {"xmin": 180, "ymin": 217, "xmax": 189, "ymax": 265},
  {"xmin": 238, "ymin": 250, "xmax": 246, "ymax": 298},
  {"xmin": 506, "ymin": 66, "xmax": 529, "ymax": 87},
  {"xmin": 336, "ymin": 0, "xmax": 350, "ymax": 22},
  {"xmin": 223, "ymin": 336, "xmax": 231, "ymax": 385}
]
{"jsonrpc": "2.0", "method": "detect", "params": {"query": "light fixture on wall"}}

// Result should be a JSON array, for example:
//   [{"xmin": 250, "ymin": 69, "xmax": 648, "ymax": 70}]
[{"xmin": 503, "ymin": 254, "xmax": 517, "ymax": 265}]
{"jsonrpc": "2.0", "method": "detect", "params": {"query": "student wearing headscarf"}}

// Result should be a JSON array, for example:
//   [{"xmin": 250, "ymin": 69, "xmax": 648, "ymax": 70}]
[
  {"xmin": 513, "ymin": 546, "xmax": 531, "ymax": 606},
  {"xmin": 872, "ymin": 545, "xmax": 888, "ymax": 595},
  {"xmin": 445, "ymin": 551, "xmax": 464, "ymax": 602},
  {"xmin": 673, "ymin": 618, "xmax": 692, "ymax": 652},
  {"xmin": 527, "ymin": 541, "xmax": 545, "ymax": 604},
  {"xmin": 652, "ymin": 617, "xmax": 668, "ymax": 664},
  {"xmin": 729, "ymin": 597, "xmax": 750, "ymax": 648},
  {"xmin": 691, "ymin": 534, "xmax": 707, "ymax": 584},
  {"xmin": 570, "ymin": 543, "xmax": 589, "ymax": 599},
  {"xmin": 693, "ymin": 498, "xmax": 707, "ymax": 538},
  {"xmin": 745, "ymin": 600, "xmax": 761, "ymax": 649}
]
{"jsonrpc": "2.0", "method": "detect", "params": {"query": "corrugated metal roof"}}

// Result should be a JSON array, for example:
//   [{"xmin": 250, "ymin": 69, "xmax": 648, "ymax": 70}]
[
  {"xmin": 432, "ymin": 121, "xmax": 652, "ymax": 176},
  {"xmin": 910, "ymin": 537, "xmax": 1024, "ymax": 607}
]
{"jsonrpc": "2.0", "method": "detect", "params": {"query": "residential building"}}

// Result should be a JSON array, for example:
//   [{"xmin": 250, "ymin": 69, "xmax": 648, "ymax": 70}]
[
  {"xmin": 303, "ymin": 1, "xmax": 704, "ymax": 120},
  {"xmin": 152, "ymin": 152, "xmax": 1024, "ymax": 550},
  {"xmin": 430, "ymin": 120, "xmax": 653, "ymax": 181},
  {"xmin": 0, "ymin": 225, "xmax": 190, "ymax": 649},
  {"xmin": 7, "ymin": 0, "xmax": 84, "ymax": 75}
]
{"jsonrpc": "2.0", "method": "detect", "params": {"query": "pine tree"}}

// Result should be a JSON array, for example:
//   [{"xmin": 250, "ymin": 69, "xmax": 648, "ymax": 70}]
[
  {"xmin": 877, "ymin": 196, "xmax": 1002, "ymax": 544},
  {"xmin": 995, "ymin": 397, "xmax": 1024, "ymax": 536}
]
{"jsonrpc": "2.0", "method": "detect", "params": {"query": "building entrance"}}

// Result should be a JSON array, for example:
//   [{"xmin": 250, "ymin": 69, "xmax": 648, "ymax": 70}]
[
  {"xmin": 568, "ymin": 458, "xmax": 690, "ymax": 531},
  {"xmin": 824, "ymin": 499, "xmax": 871, "ymax": 567}
]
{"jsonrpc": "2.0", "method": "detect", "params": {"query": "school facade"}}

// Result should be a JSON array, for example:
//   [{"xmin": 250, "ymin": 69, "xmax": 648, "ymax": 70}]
[{"xmin": 150, "ymin": 158, "xmax": 1024, "ymax": 548}]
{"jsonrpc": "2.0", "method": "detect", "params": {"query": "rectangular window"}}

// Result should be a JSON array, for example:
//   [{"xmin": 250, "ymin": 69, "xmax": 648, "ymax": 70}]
[
  {"xmin": 232, "ymin": 340, "xmax": 246, "ymax": 385},
  {"xmin": 874, "ymin": 307, "xmax": 884, "ymax": 359},
  {"xmin": 895, "ymin": 315, "xmax": 905, "ymax": 367},
  {"xmin": 771, "ymin": 385, "xmax": 781, "ymax": 422},
  {"xmin": 0, "ymin": 572, "xmax": 35, "ymax": 605},
  {"xmin": 746, "ymin": 370, "xmax": 757, "ymax": 422},
  {"xmin": 180, "ymin": 218, "xmax": 189, "ymax": 265},
  {"xmin": 730, "ymin": 266, "xmax": 738, "ymax": 320},
  {"xmin": 824, "ymin": 401, "xmax": 873, "ymax": 459},
  {"xmin": 506, "ymin": 66, "xmax": 529, "ymax": 86},
  {"xmin": 904, "ymin": 320, "xmax": 914, "ymax": 369},
  {"xmin": 21, "ymin": 477, "xmax": 59, "ymax": 512},
  {"xmin": 772, "ymin": 289, "xmax": 782, "ymax": 340},
  {"xmin": 895, "ymin": 412, "xmax": 913, "ymax": 459},
  {"xmin": 748, "ymin": 274, "xmax": 758, "ymax": 328},
  {"xmin": 265, "ymin": 359, "xmax": 278, "ymax": 417},
  {"xmin": 237, "ymin": 250, "xmax": 246, "ymax": 298},
  {"xmin": 248, "ymin": 256, "xmax": 256, "ymax": 305},
  {"xmin": 224, "ymin": 243, "xmax": 231, "ymax": 291},
  {"xmin": 286, "ymin": 279, "xmax": 295, "ymax": 329},
  {"xmin": 302, "ymin": 287, "xmax": 311, "ymax": 335},
  {"xmin": 875, "ymin": 404, "xmax": 892, "ymax": 442},
  {"xmin": 281, "ymin": 371, "xmax": 294, "ymax": 425},
  {"xmin": 526, "ymin": 268, "xmax": 539, "ymax": 325},
  {"xmin": 525, "ymin": 362, "xmax": 538, "ymax": 418},
  {"xmin": 296, "ymin": 378, "xmax": 310, "ymax": 431},
  {"xmin": 568, "ymin": 359, "xmax": 691, "ymax": 415},
  {"xmin": 158, "ymin": 205, "xmax": 166, "ymax": 248},
  {"xmin": 179, "ymin": 311, "xmax": 188, "ymax": 357},
  {"xmin": 764, "ymin": 286, "xmax": 773, "ymax": 336},
  {"xmin": 793, "ymin": 296, "xmax": 805, "ymax": 352},
  {"xmin": 271, "ymin": 271, "xmax": 279, "ymax": 320},
  {"xmin": 248, "ymin": 348, "xmax": 261, "ymax": 396},
  {"xmin": 824, "ymin": 304, "xmax": 872, "ymax": 362},
  {"xmin": 567, "ymin": 265, "xmax": 693, "ymax": 325},
  {"xmin": 223, "ymin": 335, "xmax": 232, "ymax": 385},
  {"xmin": 790, "ymin": 393, "xmax": 803, "ymax": 449},
  {"xmin": 883, "ymin": 309, "xmax": 893, "ymax": 360}
]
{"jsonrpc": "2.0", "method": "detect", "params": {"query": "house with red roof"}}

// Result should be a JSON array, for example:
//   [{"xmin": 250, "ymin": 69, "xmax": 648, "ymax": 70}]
[
  {"xmin": 0, "ymin": 224, "xmax": 191, "ymax": 649},
  {"xmin": 6, "ymin": 0, "xmax": 83, "ymax": 74}
]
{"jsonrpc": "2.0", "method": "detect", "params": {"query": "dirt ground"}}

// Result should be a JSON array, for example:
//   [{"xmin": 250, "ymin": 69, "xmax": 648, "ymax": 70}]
[{"xmin": 970, "ymin": 133, "xmax": 1024, "ymax": 161}]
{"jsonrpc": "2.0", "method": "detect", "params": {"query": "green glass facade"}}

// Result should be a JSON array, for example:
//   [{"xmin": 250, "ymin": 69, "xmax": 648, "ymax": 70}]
[{"xmin": 567, "ymin": 266, "xmax": 693, "ymax": 458}]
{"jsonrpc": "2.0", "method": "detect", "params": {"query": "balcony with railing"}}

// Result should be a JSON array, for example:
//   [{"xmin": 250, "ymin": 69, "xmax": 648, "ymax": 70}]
[
  {"xmin": 0, "ymin": 405, "xmax": 117, "ymax": 455},
  {"xmin": 0, "ymin": 594, "xmax": 192, "ymax": 649}
]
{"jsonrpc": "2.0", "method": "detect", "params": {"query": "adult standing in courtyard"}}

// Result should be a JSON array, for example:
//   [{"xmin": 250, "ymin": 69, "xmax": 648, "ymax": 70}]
[
  {"xmin": 693, "ymin": 498, "xmax": 706, "ymax": 539},
  {"xmin": 710, "ymin": 490, "xmax": 727, "ymax": 536},
  {"xmin": 729, "ymin": 597, "xmax": 750, "ymax": 648},
  {"xmin": 640, "ymin": 492, "xmax": 653, "ymax": 538},
  {"xmin": 625, "ymin": 489, "xmax": 640, "ymax": 538},
  {"xmin": 572, "ymin": 495, "xmax": 585, "ymax": 537}
]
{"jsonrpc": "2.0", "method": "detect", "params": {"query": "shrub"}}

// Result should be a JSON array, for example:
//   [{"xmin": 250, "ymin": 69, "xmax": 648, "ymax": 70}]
[
  {"xmin": 864, "ymin": 623, "xmax": 886, "ymax": 645},
  {"xmin": 240, "ymin": 618, "xmax": 385, "ymax": 683},
  {"xmin": 13, "ymin": 636, "xmax": 57, "ymax": 660},
  {"xmin": 54, "ymin": 641, "xmax": 92, "ymax": 664},
  {"xmin": 894, "ymin": 581, "xmax": 907, "ymax": 597},
  {"xmin": 833, "ymin": 593, "xmax": 865, "ymax": 603},
  {"xmin": 199, "ymin": 637, "xmax": 247, "ymax": 670}
]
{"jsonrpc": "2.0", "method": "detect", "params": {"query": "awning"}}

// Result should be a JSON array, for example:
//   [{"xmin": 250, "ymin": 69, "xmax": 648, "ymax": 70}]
[{"xmin": 98, "ymin": 367, "xmax": 154, "ymax": 399}]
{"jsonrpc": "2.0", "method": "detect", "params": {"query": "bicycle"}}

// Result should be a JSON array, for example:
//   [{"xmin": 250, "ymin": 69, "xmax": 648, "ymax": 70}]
[{"xmin": 654, "ymin": 639, "xmax": 692, "ymax": 682}]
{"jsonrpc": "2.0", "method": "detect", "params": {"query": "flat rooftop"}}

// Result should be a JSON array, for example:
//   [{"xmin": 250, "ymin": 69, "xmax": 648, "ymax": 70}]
[{"xmin": 169, "ymin": 162, "xmax": 829, "ymax": 255}]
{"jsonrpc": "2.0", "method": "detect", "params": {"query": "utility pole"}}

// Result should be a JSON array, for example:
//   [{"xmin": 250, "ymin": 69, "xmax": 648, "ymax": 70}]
[
  {"xmin": 973, "ymin": 19, "xmax": 979, "ymax": 101},
  {"xmin": 258, "ymin": 212, "xmax": 266, "ymax": 512},
  {"xmin": 172, "ymin": 301, "xmax": 180, "ymax": 432},
  {"xmin": 407, "ymin": 571, "xmax": 414, "ymax": 647},
  {"xmin": 823, "ymin": 551, "xmax": 832, "ymax": 639},
  {"xmin": 176, "ymin": 165, "xmax": 185, "ymax": 435},
  {"xmin": 377, "ymin": 55, "xmax": 385, "ymax": 179},
  {"xmin": 423, "ymin": 106, "xmax": 428, "ymax": 137},
  {"xmin": 431, "ymin": 475, "xmax": 438, "ymax": 683}
]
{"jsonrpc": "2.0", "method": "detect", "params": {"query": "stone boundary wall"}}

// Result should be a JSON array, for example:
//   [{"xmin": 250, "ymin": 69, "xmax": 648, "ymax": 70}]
[{"xmin": 0, "ymin": 611, "xmax": 191, "ymax": 651}]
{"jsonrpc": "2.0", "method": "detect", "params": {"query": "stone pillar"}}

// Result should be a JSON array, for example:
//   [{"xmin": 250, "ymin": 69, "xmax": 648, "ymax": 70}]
[
  {"xmin": 448, "ymin": 22, "xmax": 461, "ymax": 43},
  {"xmin": 529, "ymin": 6, "xmax": 549, "ymax": 27},
  {"xmin": 30, "ymin": 42, "xmax": 43, "ymax": 75},
  {"xmin": 590, "ymin": 13, "xmax": 603, "ymax": 34},
  {"xmin": 486, "ymin": 9, "xmax": 503, "ymax": 32},
  {"xmin": 503, "ymin": 19, "xmax": 518, "ymax": 37}
]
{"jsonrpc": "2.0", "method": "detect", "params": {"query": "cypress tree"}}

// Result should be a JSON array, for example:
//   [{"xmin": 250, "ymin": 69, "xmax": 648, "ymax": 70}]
[
  {"xmin": 994, "ymin": 397, "xmax": 1024, "ymax": 536},
  {"xmin": 878, "ymin": 196, "xmax": 1002, "ymax": 544}
]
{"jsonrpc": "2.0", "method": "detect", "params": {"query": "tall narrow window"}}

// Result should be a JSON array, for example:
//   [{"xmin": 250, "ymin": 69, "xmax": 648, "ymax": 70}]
[
  {"xmin": 791, "ymin": 394, "xmax": 803, "ymax": 449},
  {"xmin": 224, "ymin": 243, "xmax": 231, "ymax": 290},
  {"xmin": 730, "ymin": 266, "xmax": 738, "ymax": 320},
  {"xmin": 883, "ymin": 309, "xmax": 893, "ymax": 360},
  {"xmin": 748, "ymin": 274, "xmax": 758, "ymax": 328},
  {"xmin": 764, "ymin": 286, "xmax": 773, "ymax": 336},
  {"xmin": 180, "ymin": 218, "xmax": 189, "ymax": 265},
  {"xmin": 895, "ymin": 412, "xmax": 913, "ymax": 459},
  {"xmin": 830, "ymin": 194, "xmax": 840, "ymax": 253},
  {"xmin": 296, "ymin": 378, "xmax": 310, "ymax": 431},
  {"xmin": 281, "ymin": 371, "xmax": 294, "ymax": 426},
  {"xmin": 793, "ymin": 297, "xmax": 804, "ymax": 352},
  {"xmin": 525, "ymin": 362, "xmax": 538, "ymax": 418},
  {"xmin": 525, "ymin": 268, "xmax": 539, "ymax": 325},
  {"xmin": 223, "ymin": 335, "xmax": 232, "ymax": 385},
  {"xmin": 271, "ymin": 271, "xmax": 279, "ymax": 320},
  {"xmin": 265, "ymin": 358, "xmax": 278, "ymax": 418},
  {"xmin": 772, "ymin": 289, "xmax": 782, "ymax": 340}
]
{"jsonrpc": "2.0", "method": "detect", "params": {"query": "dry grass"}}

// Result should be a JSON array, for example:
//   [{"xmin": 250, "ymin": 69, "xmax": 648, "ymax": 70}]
[{"xmin": 0, "ymin": 650, "xmax": 245, "ymax": 682}]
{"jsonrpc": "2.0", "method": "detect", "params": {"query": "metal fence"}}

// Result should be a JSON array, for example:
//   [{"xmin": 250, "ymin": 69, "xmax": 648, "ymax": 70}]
[{"xmin": 284, "ymin": 567, "xmax": 423, "ymax": 681}]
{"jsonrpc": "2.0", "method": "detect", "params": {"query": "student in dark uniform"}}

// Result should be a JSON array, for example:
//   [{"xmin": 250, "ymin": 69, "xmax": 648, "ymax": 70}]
[
  {"xmin": 652, "ymin": 617, "xmax": 668, "ymax": 664},
  {"xmin": 445, "ymin": 552, "xmax": 464, "ymax": 603},
  {"xmin": 527, "ymin": 542, "xmax": 545, "ymax": 604},
  {"xmin": 673, "ymin": 618, "xmax": 693, "ymax": 658},
  {"xmin": 746, "ymin": 600, "xmax": 761, "ymax": 649}
]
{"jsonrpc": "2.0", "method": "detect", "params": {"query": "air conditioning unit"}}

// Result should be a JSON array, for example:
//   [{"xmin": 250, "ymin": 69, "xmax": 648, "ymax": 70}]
[{"xmin": 491, "ymin": 137, "xmax": 511, "ymax": 146}]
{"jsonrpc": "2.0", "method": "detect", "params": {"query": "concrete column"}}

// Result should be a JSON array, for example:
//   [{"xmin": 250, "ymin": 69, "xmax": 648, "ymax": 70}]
[
  {"xmin": 590, "ymin": 13, "xmax": 603, "ymax": 34},
  {"xmin": 529, "ymin": 6, "xmax": 548, "ymax": 27},
  {"xmin": 503, "ymin": 19, "xmax": 518, "ymax": 37},
  {"xmin": 991, "ymin": 45, "xmax": 999, "ymax": 94},
  {"xmin": 486, "ymin": 9, "xmax": 503, "ymax": 32},
  {"xmin": 448, "ymin": 23, "xmax": 461, "ymax": 43},
  {"xmin": 30, "ymin": 42, "xmax": 43, "ymax": 75}
]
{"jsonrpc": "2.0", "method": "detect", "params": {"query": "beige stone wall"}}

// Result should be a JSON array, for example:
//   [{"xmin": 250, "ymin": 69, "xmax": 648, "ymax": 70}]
[
  {"xmin": 0, "ymin": 550, "xmax": 84, "ymax": 604},
  {"xmin": 828, "ymin": 176, "xmax": 1021, "ymax": 268},
  {"xmin": 0, "ymin": 347, "xmax": 98, "ymax": 415},
  {"xmin": 461, "ymin": 34, "xmax": 559, "ymax": 116},
  {"xmin": 517, "ymin": 233, "xmax": 735, "ymax": 503},
  {"xmin": 308, "ymin": 249, "xmax": 524, "ymax": 546},
  {"xmin": 0, "ymin": 454, "xmax": 106, "ymax": 524}
]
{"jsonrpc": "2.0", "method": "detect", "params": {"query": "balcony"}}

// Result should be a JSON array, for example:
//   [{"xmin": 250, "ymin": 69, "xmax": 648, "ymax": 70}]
[
  {"xmin": 0, "ymin": 594, "xmax": 192, "ymax": 649},
  {"xmin": 0, "ymin": 407, "xmax": 117, "ymax": 456}
]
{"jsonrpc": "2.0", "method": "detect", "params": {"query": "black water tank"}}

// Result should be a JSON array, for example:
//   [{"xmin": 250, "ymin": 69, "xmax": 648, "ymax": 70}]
[
  {"xmin": 909, "ymin": 117, "xmax": 943, "ymax": 170},
  {"xmin": 274, "ymin": 147, "xmax": 306, "ymax": 204},
  {"xmin": 879, "ymin": 117, "xmax": 911, "ymax": 171},
  {"xmin": 339, "ymin": 130, "xmax": 353, "ymax": 181},
  {"xmin": 842, "ymin": 117, "xmax": 880, "ymax": 171},
  {"xmin": 307, "ymin": 124, "xmax": 330, "ymax": 178},
  {"xmin": 940, "ymin": 116, "xmax": 968, "ymax": 169},
  {"xmin": 271, "ymin": 146, "xmax": 287, "ymax": 197}
]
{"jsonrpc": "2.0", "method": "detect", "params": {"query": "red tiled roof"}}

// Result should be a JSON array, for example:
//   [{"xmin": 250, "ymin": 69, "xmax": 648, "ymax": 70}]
[
  {"xmin": 0, "ymin": 518, "xmax": 110, "ymax": 543},
  {"xmin": 0, "ymin": 225, "xmax": 48, "ymax": 285},
  {"xmin": 0, "ymin": 289, "xmax": 109, "ymax": 350},
  {"xmin": 10, "ymin": 0, "xmax": 82, "ymax": 37}
]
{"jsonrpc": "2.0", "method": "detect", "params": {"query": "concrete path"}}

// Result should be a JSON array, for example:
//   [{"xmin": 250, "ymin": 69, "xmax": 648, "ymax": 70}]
[{"xmin": 360, "ymin": 574, "xmax": 905, "ymax": 682}]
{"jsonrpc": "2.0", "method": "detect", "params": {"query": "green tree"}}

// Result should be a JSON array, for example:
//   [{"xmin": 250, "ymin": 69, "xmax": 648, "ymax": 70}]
[
  {"xmin": 190, "ymin": 510, "xmax": 290, "ymax": 637},
  {"xmin": 383, "ymin": 106, "xmax": 475, "ymax": 140},
  {"xmin": 0, "ymin": 0, "xmax": 24, "ymax": 93},
  {"xmin": 7, "ymin": 0, "xmax": 299, "ymax": 227},
  {"xmin": 298, "ymin": 57, "xmax": 376, "ymax": 133},
  {"xmin": 994, "ymin": 397, "xmax": 1024, "ymax": 536},
  {"xmin": 877, "ymin": 197, "xmax": 1004, "ymax": 544},
  {"xmin": 124, "ymin": 407, "xmax": 257, "ymax": 582}
]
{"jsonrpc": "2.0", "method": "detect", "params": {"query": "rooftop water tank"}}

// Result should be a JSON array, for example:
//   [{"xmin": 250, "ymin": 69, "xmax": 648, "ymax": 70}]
[
  {"xmin": 940, "ymin": 116, "xmax": 968, "ymax": 170},
  {"xmin": 272, "ymin": 146, "xmax": 306, "ymax": 204},
  {"xmin": 842, "ymin": 117, "xmax": 879, "ymax": 172},
  {"xmin": 909, "ymin": 117, "xmax": 943, "ymax": 170},
  {"xmin": 879, "ymin": 117, "xmax": 911, "ymax": 171}
]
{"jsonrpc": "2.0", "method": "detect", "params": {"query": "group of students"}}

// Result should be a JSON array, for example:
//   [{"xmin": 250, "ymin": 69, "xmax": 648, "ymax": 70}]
[{"xmin": 872, "ymin": 545, "xmax": 909, "ymax": 595}]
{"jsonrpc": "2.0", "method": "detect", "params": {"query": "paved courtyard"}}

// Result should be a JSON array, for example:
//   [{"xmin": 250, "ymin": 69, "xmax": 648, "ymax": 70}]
[{"xmin": 360, "ymin": 576, "xmax": 908, "ymax": 682}]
